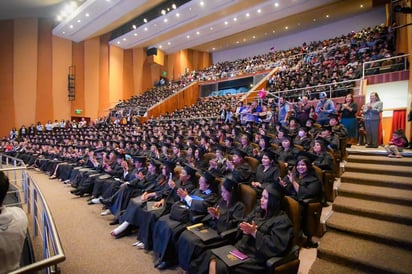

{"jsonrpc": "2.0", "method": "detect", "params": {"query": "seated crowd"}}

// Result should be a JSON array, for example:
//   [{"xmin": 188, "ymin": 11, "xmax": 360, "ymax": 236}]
[
  {"xmin": 1, "ymin": 92, "xmax": 347, "ymax": 272},
  {"xmin": 5, "ymin": 24, "xmax": 401, "ymax": 274}
]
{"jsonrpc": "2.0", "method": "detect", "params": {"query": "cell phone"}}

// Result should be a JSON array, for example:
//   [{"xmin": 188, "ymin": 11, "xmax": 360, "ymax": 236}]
[{"xmin": 169, "ymin": 172, "xmax": 173, "ymax": 180}]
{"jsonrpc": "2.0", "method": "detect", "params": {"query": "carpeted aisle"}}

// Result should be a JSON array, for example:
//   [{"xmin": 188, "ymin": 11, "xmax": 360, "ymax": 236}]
[{"xmin": 28, "ymin": 170, "xmax": 180, "ymax": 274}]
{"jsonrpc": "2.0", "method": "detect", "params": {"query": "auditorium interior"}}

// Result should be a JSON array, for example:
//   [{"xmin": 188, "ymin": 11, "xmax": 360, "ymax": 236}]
[{"xmin": 0, "ymin": 0, "xmax": 411, "ymax": 273}]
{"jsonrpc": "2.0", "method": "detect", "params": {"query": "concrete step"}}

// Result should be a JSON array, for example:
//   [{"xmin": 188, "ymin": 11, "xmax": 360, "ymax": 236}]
[
  {"xmin": 309, "ymin": 258, "xmax": 370, "ymax": 274},
  {"xmin": 326, "ymin": 211, "xmax": 412, "ymax": 249},
  {"xmin": 337, "ymin": 183, "xmax": 412, "ymax": 206},
  {"xmin": 340, "ymin": 171, "xmax": 412, "ymax": 190},
  {"xmin": 318, "ymin": 231, "xmax": 412, "ymax": 274},
  {"xmin": 346, "ymin": 154, "xmax": 412, "ymax": 166},
  {"xmin": 332, "ymin": 196, "xmax": 412, "ymax": 225},
  {"xmin": 344, "ymin": 162, "xmax": 412, "ymax": 177}
]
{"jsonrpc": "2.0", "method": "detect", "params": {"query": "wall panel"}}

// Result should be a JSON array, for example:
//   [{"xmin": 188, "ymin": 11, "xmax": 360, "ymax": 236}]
[
  {"xmin": 99, "ymin": 34, "xmax": 110, "ymax": 116},
  {"xmin": 13, "ymin": 18, "xmax": 38, "ymax": 128},
  {"xmin": 36, "ymin": 18, "xmax": 53, "ymax": 122},
  {"xmin": 84, "ymin": 37, "xmax": 100, "ymax": 120},
  {"xmin": 0, "ymin": 20, "xmax": 15, "ymax": 136},
  {"xmin": 123, "ymin": 49, "xmax": 134, "ymax": 100},
  {"xmin": 52, "ymin": 36, "xmax": 72, "ymax": 121},
  {"xmin": 109, "ymin": 45, "xmax": 124, "ymax": 104},
  {"xmin": 71, "ymin": 42, "xmax": 85, "ymax": 118}
]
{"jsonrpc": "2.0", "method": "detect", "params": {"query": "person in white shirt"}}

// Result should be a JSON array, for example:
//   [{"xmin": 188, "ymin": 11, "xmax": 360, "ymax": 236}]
[{"xmin": 0, "ymin": 171, "xmax": 28, "ymax": 274}]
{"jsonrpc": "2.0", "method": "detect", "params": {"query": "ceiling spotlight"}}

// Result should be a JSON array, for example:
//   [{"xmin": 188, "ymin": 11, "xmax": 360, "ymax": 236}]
[
  {"xmin": 257, "ymin": 9, "xmax": 261, "ymax": 13},
  {"xmin": 85, "ymin": 13, "xmax": 89, "ymax": 17},
  {"xmin": 274, "ymin": 2, "xmax": 279, "ymax": 7},
  {"xmin": 69, "ymin": 24, "xmax": 73, "ymax": 29},
  {"xmin": 144, "ymin": 27, "xmax": 148, "ymax": 31},
  {"xmin": 134, "ymin": 33, "xmax": 138, "ymax": 36},
  {"xmin": 200, "ymin": 1, "xmax": 204, "ymax": 7},
  {"xmin": 186, "ymin": 35, "xmax": 190, "ymax": 39},
  {"xmin": 161, "ymin": 9, "xmax": 166, "ymax": 15},
  {"xmin": 143, "ymin": 18, "xmax": 147, "ymax": 23},
  {"xmin": 246, "ymin": 12, "xmax": 250, "ymax": 17},
  {"xmin": 172, "ymin": 4, "xmax": 177, "ymax": 9},
  {"xmin": 176, "ymin": 13, "xmax": 180, "ymax": 17},
  {"xmin": 123, "ymin": 38, "xmax": 126, "ymax": 41},
  {"xmin": 233, "ymin": 17, "xmax": 237, "ymax": 21},
  {"xmin": 57, "ymin": 15, "xmax": 62, "ymax": 21},
  {"xmin": 167, "ymin": 42, "xmax": 171, "ymax": 45},
  {"xmin": 164, "ymin": 18, "xmax": 168, "ymax": 22},
  {"xmin": 326, "ymin": 14, "xmax": 329, "ymax": 18},
  {"xmin": 196, "ymin": 31, "xmax": 200, "ymax": 35},
  {"xmin": 224, "ymin": 21, "xmax": 228, "ymax": 25},
  {"xmin": 132, "ymin": 24, "xmax": 136, "ymax": 29}
]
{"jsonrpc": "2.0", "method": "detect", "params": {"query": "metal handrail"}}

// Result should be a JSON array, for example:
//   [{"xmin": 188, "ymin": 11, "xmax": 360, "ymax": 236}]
[
  {"xmin": 1, "ymin": 154, "xmax": 65, "ymax": 274},
  {"xmin": 362, "ymin": 53, "xmax": 410, "ymax": 78}
]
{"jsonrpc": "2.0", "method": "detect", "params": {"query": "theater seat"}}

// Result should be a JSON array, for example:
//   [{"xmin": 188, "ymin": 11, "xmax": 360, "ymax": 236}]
[{"xmin": 244, "ymin": 156, "xmax": 260, "ymax": 171}]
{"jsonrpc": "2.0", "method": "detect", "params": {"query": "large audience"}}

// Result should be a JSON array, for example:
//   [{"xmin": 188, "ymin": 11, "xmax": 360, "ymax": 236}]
[{"xmin": 1, "ymin": 24, "xmax": 406, "ymax": 273}]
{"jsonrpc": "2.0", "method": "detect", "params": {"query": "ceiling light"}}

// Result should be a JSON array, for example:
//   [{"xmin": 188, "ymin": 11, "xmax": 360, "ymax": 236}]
[
  {"xmin": 85, "ymin": 13, "xmax": 89, "ymax": 17},
  {"xmin": 200, "ymin": 1, "xmax": 204, "ymax": 7},
  {"xmin": 176, "ymin": 13, "xmax": 180, "ymax": 17},
  {"xmin": 132, "ymin": 24, "xmax": 136, "ymax": 29},
  {"xmin": 285, "ymin": 26, "xmax": 288, "ymax": 30},
  {"xmin": 144, "ymin": 27, "xmax": 148, "ymax": 31},
  {"xmin": 252, "ymin": 35, "xmax": 256, "ymax": 39},
  {"xmin": 212, "ymin": 47, "xmax": 215, "ymax": 51},
  {"xmin": 77, "ymin": 19, "xmax": 81, "ymax": 23},
  {"xmin": 236, "ymin": 41, "xmax": 239, "ymax": 44},
  {"xmin": 69, "ymin": 25, "xmax": 73, "ymax": 28},
  {"xmin": 326, "ymin": 14, "xmax": 329, "ymax": 18},
  {"xmin": 246, "ymin": 12, "xmax": 250, "ymax": 17},
  {"xmin": 123, "ymin": 38, "xmax": 126, "ymax": 41},
  {"xmin": 143, "ymin": 18, "xmax": 147, "ymax": 23},
  {"xmin": 172, "ymin": 4, "xmax": 177, "ymax": 9},
  {"xmin": 134, "ymin": 33, "xmax": 138, "ymax": 36},
  {"xmin": 224, "ymin": 21, "xmax": 228, "ymax": 25},
  {"xmin": 167, "ymin": 42, "xmax": 171, "ymax": 45},
  {"xmin": 161, "ymin": 9, "xmax": 166, "ymax": 15},
  {"xmin": 210, "ymin": 27, "xmax": 213, "ymax": 30},
  {"xmin": 159, "ymin": 45, "xmax": 162, "ymax": 48},
  {"xmin": 186, "ymin": 35, "xmax": 190, "ymax": 39},
  {"xmin": 257, "ymin": 9, "xmax": 261, "ymax": 13},
  {"xmin": 57, "ymin": 15, "xmax": 62, "ymax": 21},
  {"xmin": 233, "ymin": 17, "xmax": 237, "ymax": 21},
  {"xmin": 117, "ymin": 41, "xmax": 120, "ymax": 44},
  {"xmin": 164, "ymin": 18, "xmax": 168, "ymax": 23},
  {"xmin": 274, "ymin": 2, "xmax": 279, "ymax": 7},
  {"xmin": 196, "ymin": 31, "xmax": 200, "ymax": 35},
  {"xmin": 360, "ymin": 4, "xmax": 364, "ymax": 8}
]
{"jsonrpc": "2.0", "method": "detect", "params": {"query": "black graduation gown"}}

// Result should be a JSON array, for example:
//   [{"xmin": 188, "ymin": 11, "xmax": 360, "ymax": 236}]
[
  {"xmin": 180, "ymin": 200, "xmax": 245, "ymax": 272},
  {"xmin": 251, "ymin": 164, "xmax": 280, "ymax": 198},
  {"xmin": 196, "ymin": 208, "xmax": 293, "ymax": 274},
  {"xmin": 152, "ymin": 188, "xmax": 219, "ymax": 264},
  {"xmin": 123, "ymin": 179, "xmax": 196, "ymax": 251},
  {"xmin": 282, "ymin": 172, "xmax": 322, "ymax": 202}
]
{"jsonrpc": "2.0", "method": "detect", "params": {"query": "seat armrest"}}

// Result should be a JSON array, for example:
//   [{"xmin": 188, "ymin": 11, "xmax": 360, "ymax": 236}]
[
  {"xmin": 219, "ymin": 228, "xmax": 238, "ymax": 240},
  {"xmin": 190, "ymin": 215, "xmax": 205, "ymax": 223},
  {"xmin": 266, "ymin": 245, "xmax": 300, "ymax": 270}
]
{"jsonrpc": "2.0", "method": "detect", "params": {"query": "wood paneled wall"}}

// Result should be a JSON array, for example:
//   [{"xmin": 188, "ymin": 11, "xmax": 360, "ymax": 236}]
[{"xmin": 0, "ymin": 18, "xmax": 211, "ymax": 136}]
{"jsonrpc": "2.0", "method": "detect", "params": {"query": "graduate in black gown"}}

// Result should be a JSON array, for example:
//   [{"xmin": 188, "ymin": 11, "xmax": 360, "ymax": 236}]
[
  {"xmin": 124, "ymin": 163, "xmax": 196, "ymax": 250},
  {"xmin": 152, "ymin": 170, "xmax": 219, "ymax": 270},
  {"xmin": 250, "ymin": 149, "xmax": 280, "ymax": 198},
  {"xmin": 201, "ymin": 184, "xmax": 293, "ymax": 274},
  {"xmin": 178, "ymin": 178, "xmax": 246, "ymax": 273}
]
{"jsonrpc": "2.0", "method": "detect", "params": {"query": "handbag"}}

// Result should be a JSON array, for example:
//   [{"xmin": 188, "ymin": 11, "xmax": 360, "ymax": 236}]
[{"xmin": 169, "ymin": 202, "xmax": 190, "ymax": 222}]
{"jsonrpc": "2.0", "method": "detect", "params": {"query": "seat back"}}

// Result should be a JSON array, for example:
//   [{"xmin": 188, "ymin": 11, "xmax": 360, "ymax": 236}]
[
  {"xmin": 239, "ymin": 183, "xmax": 257, "ymax": 215},
  {"xmin": 244, "ymin": 156, "xmax": 260, "ymax": 171},
  {"xmin": 203, "ymin": 152, "xmax": 216, "ymax": 162},
  {"xmin": 277, "ymin": 160, "xmax": 287, "ymax": 178},
  {"xmin": 282, "ymin": 196, "xmax": 301, "ymax": 246}
]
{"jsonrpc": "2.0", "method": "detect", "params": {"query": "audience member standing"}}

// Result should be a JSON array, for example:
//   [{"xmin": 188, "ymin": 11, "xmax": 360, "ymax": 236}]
[
  {"xmin": 315, "ymin": 92, "xmax": 335, "ymax": 125},
  {"xmin": 338, "ymin": 94, "xmax": 358, "ymax": 144},
  {"xmin": 362, "ymin": 92, "xmax": 383, "ymax": 148}
]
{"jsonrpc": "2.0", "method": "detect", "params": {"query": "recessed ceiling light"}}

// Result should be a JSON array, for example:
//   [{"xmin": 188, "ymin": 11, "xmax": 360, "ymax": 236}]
[
  {"xmin": 360, "ymin": 4, "xmax": 364, "ymax": 8},
  {"xmin": 326, "ymin": 14, "xmax": 329, "ymax": 18},
  {"xmin": 257, "ymin": 9, "xmax": 261, "ymax": 13},
  {"xmin": 243, "ymin": 38, "xmax": 246, "ymax": 42},
  {"xmin": 159, "ymin": 45, "xmax": 162, "ymax": 48},
  {"xmin": 285, "ymin": 26, "xmax": 288, "ymax": 30},
  {"xmin": 62, "ymin": 31, "xmax": 66, "ymax": 34},
  {"xmin": 236, "ymin": 41, "xmax": 239, "ymax": 44},
  {"xmin": 210, "ymin": 27, "xmax": 213, "ymax": 30},
  {"xmin": 200, "ymin": 1, "xmax": 204, "ymax": 7},
  {"xmin": 143, "ymin": 18, "xmax": 147, "ymax": 23},
  {"xmin": 77, "ymin": 19, "xmax": 81, "ymax": 23},
  {"xmin": 144, "ymin": 27, "xmax": 148, "ymax": 31},
  {"xmin": 132, "ymin": 24, "xmax": 136, "ymax": 29},
  {"xmin": 117, "ymin": 41, "xmax": 120, "ymax": 44},
  {"xmin": 85, "ymin": 13, "xmax": 89, "ymax": 17},
  {"xmin": 186, "ymin": 35, "xmax": 190, "ymax": 39},
  {"xmin": 167, "ymin": 42, "xmax": 171, "ymax": 45},
  {"xmin": 176, "ymin": 13, "xmax": 180, "ymax": 17},
  {"xmin": 164, "ymin": 18, "xmax": 168, "ymax": 23},
  {"xmin": 252, "ymin": 35, "xmax": 256, "ymax": 39},
  {"xmin": 172, "ymin": 4, "xmax": 177, "ymax": 9},
  {"xmin": 196, "ymin": 31, "xmax": 200, "ymax": 35},
  {"xmin": 272, "ymin": 30, "xmax": 276, "ymax": 33},
  {"xmin": 123, "ymin": 38, "xmax": 126, "ymax": 41},
  {"xmin": 246, "ymin": 12, "xmax": 250, "ymax": 17},
  {"xmin": 224, "ymin": 21, "xmax": 228, "ymax": 25},
  {"xmin": 134, "ymin": 33, "xmax": 138, "ymax": 36},
  {"xmin": 274, "ymin": 2, "xmax": 279, "ymax": 7},
  {"xmin": 161, "ymin": 9, "xmax": 166, "ymax": 15},
  {"xmin": 212, "ymin": 48, "xmax": 215, "ymax": 51},
  {"xmin": 313, "ymin": 18, "xmax": 316, "ymax": 22},
  {"xmin": 69, "ymin": 25, "xmax": 73, "ymax": 28},
  {"xmin": 233, "ymin": 17, "xmax": 237, "ymax": 21}
]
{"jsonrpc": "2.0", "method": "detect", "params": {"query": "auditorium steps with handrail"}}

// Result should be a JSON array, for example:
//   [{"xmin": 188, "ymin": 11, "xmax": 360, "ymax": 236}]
[{"xmin": 310, "ymin": 152, "xmax": 412, "ymax": 273}]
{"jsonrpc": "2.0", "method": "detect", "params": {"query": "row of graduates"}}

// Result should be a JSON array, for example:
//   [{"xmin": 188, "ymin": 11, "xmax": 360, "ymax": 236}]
[{"xmin": 94, "ymin": 149, "xmax": 321, "ymax": 273}]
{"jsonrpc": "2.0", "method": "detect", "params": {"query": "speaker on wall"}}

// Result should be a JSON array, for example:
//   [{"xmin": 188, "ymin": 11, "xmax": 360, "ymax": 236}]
[{"xmin": 146, "ymin": 47, "xmax": 158, "ymax": 56}]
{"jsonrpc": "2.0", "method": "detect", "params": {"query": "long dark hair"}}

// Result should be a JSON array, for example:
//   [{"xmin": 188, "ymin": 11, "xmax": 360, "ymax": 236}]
[
  {"xmin": 0, "ymin": 171, "xmax": 10, "ymax": 207},
  {"xmin": 263, "ymin": 185, "xmax": 284, "ymax": 218}
]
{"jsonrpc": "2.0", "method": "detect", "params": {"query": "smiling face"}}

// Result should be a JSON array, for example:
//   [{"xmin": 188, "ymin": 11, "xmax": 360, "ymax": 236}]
[{"xmin": 296, "ymin": 159, "xmax": 308, "ymax": 175}]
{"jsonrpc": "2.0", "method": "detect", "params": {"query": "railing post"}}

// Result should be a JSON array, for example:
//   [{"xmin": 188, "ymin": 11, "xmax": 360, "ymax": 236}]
[{"xmin": 33, "ymin": 189, "xmax": 38, "ymax": 236}]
